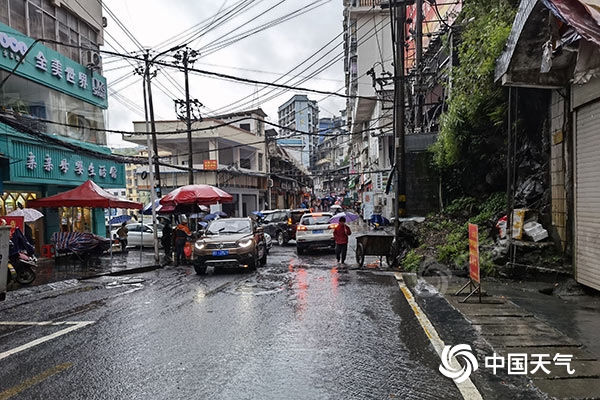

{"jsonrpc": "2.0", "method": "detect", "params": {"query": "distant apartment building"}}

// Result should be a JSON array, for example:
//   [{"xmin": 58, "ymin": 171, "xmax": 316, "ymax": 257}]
[
  {"xmin": 313, "ymin": 115, "xmax": 349, "ymax": 197},
  {"xmin": 277, "ymin": 94, "xmax": 319, "ymax": 170}
]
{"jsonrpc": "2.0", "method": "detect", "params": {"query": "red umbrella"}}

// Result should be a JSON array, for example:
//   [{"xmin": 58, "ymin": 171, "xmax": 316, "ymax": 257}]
[{"xmin": 160, "ymin": 184, "xmax": 233, "ymax": 207}]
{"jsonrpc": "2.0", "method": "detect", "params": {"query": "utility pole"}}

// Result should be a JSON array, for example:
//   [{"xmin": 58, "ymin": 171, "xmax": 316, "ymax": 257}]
[
  {"xmin": 173, "ymin": 48, "xmax": 202, "ymax": 185},
  {"xmin": 135, "ymin": 57, "xmax": 159, "ymax": 261},
  {"xmin": 143, "ymin": 50, "xmax": 162, "ymax": 198},
  {"xmin": 392, "ymin": 1, "xmax": 409, "ymax": 237}
]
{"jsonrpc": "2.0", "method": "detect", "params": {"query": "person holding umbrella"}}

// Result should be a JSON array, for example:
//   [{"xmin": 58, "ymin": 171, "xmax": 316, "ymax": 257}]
[{"xmin": 333, "ymin": 216, "xmax": 352, "ymax": 266}]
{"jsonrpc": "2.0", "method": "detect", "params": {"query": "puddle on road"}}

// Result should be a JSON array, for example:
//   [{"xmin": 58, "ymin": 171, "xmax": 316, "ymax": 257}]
[
  {"xmin": 226, "ymin": 267, "xmax": 292, "ymax": 297},
  {"xmin": 105, "ymin": 277, "xmax": 145, "ymax": 289}
]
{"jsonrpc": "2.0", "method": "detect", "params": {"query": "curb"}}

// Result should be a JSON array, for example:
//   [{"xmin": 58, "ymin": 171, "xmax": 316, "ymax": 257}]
[{"xmin": 403, "ymin": 274, "xmax": 600, "ymax": 400}]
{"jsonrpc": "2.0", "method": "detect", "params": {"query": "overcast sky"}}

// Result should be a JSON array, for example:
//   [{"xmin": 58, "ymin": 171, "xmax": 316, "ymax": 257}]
[{"xmin": 101, "ymin": 0, "xmax": 346, "ymax": 147}]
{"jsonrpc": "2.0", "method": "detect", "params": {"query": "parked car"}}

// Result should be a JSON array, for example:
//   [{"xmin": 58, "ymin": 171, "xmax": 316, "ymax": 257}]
[
  {"xmin": 110, "ymin": 223, "xmax": 163, "ymax": 248},
  {"xmin": 260, "ymin": 209, "xmax": 309, "ymax": 245},
  {"xmin": 295, "ymin": 212, "xmax": 336, "ymax": 254},
  {"xmin": 192, "ymin": 217, "xmax": 267, "ymax": 274}
]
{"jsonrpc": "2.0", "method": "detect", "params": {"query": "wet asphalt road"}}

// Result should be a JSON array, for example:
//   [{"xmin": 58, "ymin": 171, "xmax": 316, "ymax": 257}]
[{"xmin": 0, "ymin": 244, "xmax": 465, "ymax": 399}]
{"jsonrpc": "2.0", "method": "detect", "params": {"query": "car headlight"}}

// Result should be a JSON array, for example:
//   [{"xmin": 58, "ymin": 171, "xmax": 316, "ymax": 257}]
[
  {"xmin": 194, "ymin": 241, "xmax": 206, "ymax": 251},
  {"xmin": 237, "ymin": 239, "xmax": 254, "ymax": 248}
]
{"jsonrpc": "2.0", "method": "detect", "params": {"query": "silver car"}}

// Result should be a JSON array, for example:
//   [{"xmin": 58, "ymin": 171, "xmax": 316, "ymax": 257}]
[
  {"xmin": 111, "ymin": 223, "xmax": 163, "ymax": 248},
  {"xmin": 295, "ymin": 212, "xmax": 336, "ymax": 254}
]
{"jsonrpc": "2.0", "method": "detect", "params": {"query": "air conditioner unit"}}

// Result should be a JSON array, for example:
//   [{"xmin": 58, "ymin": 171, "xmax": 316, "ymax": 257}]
[{"xmin": 84, "ymin": 50, "xmax": 101, "ymax": 68}]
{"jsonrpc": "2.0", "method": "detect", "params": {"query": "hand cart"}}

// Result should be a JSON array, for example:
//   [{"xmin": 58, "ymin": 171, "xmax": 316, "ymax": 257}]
[{"xmin": 354, "ymin": 232, "xmax": 396, "ymax": 268}]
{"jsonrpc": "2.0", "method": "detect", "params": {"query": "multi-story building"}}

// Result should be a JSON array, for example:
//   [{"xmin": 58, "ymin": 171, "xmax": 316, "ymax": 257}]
[
  {"xmin": 0, "ymin": 1, "xmax": 122, "ymax": 245},
  {"xmin": 343, "ymin": 0, "xmax": 394, "ymax": 219},
  {"xmin": 125, "ymin": 109, "xmax": 269, "ymax": 217},
  {"xmin": 313, "ymin": 116, "xmax": 349, "ymax": 198},
  {"xmin": 266, "ymin": 127, "xmax": 313, "ymax": 210},
  {"xmin": 343, "ymin": 0, "xmax": 461, "ymax": 218},
  {"xmin": 277, "ymin": 94, "xmax": 319, "ymax": 170}
]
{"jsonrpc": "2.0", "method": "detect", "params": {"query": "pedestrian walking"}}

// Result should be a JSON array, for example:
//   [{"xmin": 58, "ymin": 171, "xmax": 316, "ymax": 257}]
[
  {"xmin": 116, "ymin": 222, "xmax": 128, "ymax": 251},
  {"xmin": 333, "ymin": 216, "xmax": 351, "ymax": 266},
  {"xmin": 174, "ymin": 219, "xmax": 192, "ymax": 266},
  {"xmin": 161, "ymin": 220, "xmax": 173, "ymax": 262}
]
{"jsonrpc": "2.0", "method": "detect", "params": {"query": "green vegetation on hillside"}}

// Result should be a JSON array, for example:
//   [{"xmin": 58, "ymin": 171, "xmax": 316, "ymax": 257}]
[{"xmin": 430, "ymin": 0, "xmax": 518, "ymax": 200}]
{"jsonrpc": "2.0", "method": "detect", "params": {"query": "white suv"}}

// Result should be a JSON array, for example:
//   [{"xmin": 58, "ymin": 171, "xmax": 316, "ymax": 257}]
[{"xmin": 295, "ymin": 212, "xmax": 336, "ymax": 254}]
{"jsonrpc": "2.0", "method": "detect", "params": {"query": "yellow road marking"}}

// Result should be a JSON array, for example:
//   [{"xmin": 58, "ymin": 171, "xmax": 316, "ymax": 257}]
[
  {"xmin": 0, "ymin": 362, "xmax": 72, "ymax": 400},
  {"xmin": 395, "ymin": 272, "xmax": 483, "ymax": 400}
]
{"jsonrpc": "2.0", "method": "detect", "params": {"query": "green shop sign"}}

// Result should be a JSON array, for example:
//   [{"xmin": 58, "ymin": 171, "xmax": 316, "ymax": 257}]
[
  {"xmin": 5, "ymin": 132, "xmax": 124, "ymax": 187},
  {"xmin": 0, "ymin": 23, "xmax": 107, "ymax": 109}
]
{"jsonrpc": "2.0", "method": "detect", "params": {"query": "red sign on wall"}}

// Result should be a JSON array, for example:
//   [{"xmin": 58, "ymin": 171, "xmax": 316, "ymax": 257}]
[
  {"xmin": 468, "ymin": 223, "xmax": 480, "ymax": 283},
  {"xmin": 1, "ymin": 216, "xmax": 25, "ymax": 237},
  {"xmin": 203, "ymin": 160, "xmax": 218, "ymax": 171}
]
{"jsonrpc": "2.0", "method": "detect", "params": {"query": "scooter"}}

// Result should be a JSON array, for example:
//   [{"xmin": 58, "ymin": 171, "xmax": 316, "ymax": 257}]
[
  {"xmin": 369, "ymin": 213, "xmax": 390, "ymax": 230},
  {"xmin": 6, "ymin": 228, "xmax": 37, "ymax": 285}
]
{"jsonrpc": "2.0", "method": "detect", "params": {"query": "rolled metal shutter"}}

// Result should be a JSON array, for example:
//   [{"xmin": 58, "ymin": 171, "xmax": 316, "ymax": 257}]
[{"xmin": 575, "ymin": 100, "xmax": 600, "ymax": 291}]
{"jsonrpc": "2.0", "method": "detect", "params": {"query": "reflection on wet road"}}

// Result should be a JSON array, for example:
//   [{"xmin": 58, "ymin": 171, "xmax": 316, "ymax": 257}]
[{"xmin": 0, "ymin": 245, "xmax": 461, "ymax": 399}]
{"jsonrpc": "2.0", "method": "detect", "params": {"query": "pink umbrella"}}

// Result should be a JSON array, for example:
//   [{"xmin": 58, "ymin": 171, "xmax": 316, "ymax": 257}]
[
  {"xmin": 160, "ymin": 184, "xmax": 233, "ymax": 207},
  {"xmin": 329, "ymin": 211, "xmax": 360, "ymax": 223}
]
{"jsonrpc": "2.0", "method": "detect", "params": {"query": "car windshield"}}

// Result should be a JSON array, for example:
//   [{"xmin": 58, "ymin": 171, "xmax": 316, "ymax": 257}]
[
  {"xmin": 207, "ymin": 220, "xmax": 251, "ymax": 234},
  {"xmin": 301, "ymin": 215, "xmax": 332, "ymax": 225}
]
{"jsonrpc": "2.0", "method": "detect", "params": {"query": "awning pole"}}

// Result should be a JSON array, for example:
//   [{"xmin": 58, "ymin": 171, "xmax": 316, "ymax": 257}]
[{"xmin": 109, "ymin": 207, "xmax": 113, "ymax": 263}]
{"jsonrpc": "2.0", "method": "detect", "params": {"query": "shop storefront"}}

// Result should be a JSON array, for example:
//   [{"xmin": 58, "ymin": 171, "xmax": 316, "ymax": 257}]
[
  {"xmin": 0, "ymin": 122, "xmax": 124, "ymax": 248},
  {"xmin": 0, "ymin": 21, "xmax": 123, "ymax": 249}
]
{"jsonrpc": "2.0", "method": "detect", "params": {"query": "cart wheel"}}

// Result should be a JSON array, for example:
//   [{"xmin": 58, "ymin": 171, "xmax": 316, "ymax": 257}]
[
  {"xmin": 386, "ymin": 254, "xmax": 394, "ymax": 268},
  {"xmin": 355, "ymin": 243, "xmax": 365, "ymax": 268}
]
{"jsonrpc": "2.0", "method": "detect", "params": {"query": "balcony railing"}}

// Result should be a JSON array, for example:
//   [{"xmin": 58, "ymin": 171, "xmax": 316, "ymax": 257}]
[{"xmin": 349, "ymin": 0, "xmax": 382, "ymax": 8}]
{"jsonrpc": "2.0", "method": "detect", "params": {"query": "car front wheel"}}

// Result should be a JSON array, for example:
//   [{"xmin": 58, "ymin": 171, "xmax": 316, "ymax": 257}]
[
  {"xmin": 194, "ymin": 264, "xmax": 207, "ymax": 275},
  {"xmin": 260, "ymin": 246, "xmax": 267, "ymax": 265}
]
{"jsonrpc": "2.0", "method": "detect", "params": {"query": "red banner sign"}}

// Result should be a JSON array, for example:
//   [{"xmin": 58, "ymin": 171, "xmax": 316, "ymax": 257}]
[
  {"xmin": 468, "ymin": 223, "xmax": 480, "ymax": 283},
  {"xmin": 1, "ymin": 216, "xmax": 25, "ymax": 237},
  {"xmin": 203, "ymin": 160, "xmax": 218, "ymax": 171}
]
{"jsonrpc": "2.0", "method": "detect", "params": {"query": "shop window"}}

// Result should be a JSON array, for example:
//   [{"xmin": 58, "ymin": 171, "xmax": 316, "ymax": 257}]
[
  {"xmin": 240, "ymin": 158, "xmax": 251, "ymax": 169},
  {"xmin": 0, "ymin": 192, "xmax": 38, "ymax": 215},
  {"xmin": 67, "ymin": 112, "xmax": 93, "ymax": 141},
  {"xmin": 59, "ymin": 206, "xmax": 91, "ymax": 232},
  {"xmin": 9, "ymin": 0, "xmax": 26, "ymax": 33}
]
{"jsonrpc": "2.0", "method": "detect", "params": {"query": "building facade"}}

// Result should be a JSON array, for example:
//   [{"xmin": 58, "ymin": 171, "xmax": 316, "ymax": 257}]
[
  {"xmin": 126, "ymin": 109, "xmax": 269, "ymax": 217},
  {"xmin": 343, "ymin": 0, "xmax": 460, "ymax": 218},
  {"xmin": 0, "ymin": 0, "xmax": 123, "ymax": 246},
  {"xmin": 313, "ymin": 116, "xmax": 350, "ymax": 198},
  {"xmin": 277, "ymin": 94, "xmax": 319, "ymax": 170},
  {"xmin": 495, "ymin": 0, "xmax": 600, "ymax": 290}
]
